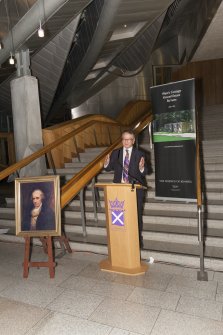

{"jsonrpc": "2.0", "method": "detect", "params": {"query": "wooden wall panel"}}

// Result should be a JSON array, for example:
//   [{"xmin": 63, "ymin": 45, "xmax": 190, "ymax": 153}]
[{"xmin": 172, "ymin": 58, "xmax": 223, "ymax": 107}]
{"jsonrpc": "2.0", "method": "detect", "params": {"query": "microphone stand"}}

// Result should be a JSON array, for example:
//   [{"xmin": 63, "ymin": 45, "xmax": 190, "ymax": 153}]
[{"xmin": 131, "ymin": 179, "xmax": 136, "ymax": 192}]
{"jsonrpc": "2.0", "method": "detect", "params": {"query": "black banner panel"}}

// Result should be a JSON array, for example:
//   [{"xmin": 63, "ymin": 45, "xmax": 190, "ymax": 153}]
[{"xmin": 150, "ymin": 79, "xmax": 196, "ymax": 200}]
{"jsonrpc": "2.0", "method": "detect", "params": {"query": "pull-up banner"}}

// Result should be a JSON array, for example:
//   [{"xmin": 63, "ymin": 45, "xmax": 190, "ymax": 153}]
[{"xmin": 150, "ymin": 79, "xmax": 196, "ymax": 200}]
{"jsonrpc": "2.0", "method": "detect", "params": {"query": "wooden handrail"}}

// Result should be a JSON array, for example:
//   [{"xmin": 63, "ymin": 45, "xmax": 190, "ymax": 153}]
[
  {"xmin": 0, "ymin": 101, "xmax": 152, "ymax": 211},
  {"xmin": 0, "ymin": 119, "xmax": 119, "ymax": 181}
]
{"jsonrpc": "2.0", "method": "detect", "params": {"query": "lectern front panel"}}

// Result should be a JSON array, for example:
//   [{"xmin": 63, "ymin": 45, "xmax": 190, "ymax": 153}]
[{"xmin": 104, "ymin": 185, "xmax": 141, "ymax": 269}]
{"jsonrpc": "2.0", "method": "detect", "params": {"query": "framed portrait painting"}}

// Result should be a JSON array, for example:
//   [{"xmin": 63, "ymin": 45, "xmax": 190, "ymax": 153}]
[{"xmin": 15, "ymin": 175, "xmax": 61, "ymax": 237}]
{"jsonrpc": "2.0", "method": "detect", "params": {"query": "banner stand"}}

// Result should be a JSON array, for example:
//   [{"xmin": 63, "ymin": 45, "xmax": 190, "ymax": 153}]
[
  {"xmin": 150, "ymin": 79, "xmax": 208, "ymax": 281},
  {"xmin": 196, "ymin": 102, "xmax": 208, "ymax": 281},
  {"xmin": 197, "ymin": 206, "xmax": 208, "ymax": 281}
]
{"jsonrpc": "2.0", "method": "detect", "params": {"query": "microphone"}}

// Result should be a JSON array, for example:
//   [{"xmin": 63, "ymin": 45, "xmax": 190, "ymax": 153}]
[{"xmin": 131, "ymin": 179, "xmax": 136, "ymax": 192}]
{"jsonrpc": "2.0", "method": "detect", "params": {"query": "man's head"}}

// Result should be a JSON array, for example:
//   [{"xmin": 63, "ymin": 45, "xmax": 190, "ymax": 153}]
[
  {"xmin": 32, "ymin": 189, "xmax": 44, "ymax": 208},
  {"xmin": 121, "ymin": 130, "xmax": 135, "ymax": 149}
]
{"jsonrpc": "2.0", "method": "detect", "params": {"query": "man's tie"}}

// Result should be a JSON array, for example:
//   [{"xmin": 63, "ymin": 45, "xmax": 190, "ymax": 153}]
[{"xmin": 123, "ymin": 149, "xmax": 129, "ymax": 183}]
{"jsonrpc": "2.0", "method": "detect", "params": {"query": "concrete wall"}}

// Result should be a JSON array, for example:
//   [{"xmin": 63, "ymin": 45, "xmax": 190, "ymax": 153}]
[{"xmin": 72, "ymin": 62, "xmax": 153, "ymax": 120}]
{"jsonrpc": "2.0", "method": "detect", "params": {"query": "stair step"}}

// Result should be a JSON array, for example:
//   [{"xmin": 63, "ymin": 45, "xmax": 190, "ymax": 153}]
[
  {"xmin": 65, "ymin": 201, "xmax": 223, "ymax": 214},
  {"xmin": 1, "ymin": 232, "xmax": 223, "ymax": 271}
]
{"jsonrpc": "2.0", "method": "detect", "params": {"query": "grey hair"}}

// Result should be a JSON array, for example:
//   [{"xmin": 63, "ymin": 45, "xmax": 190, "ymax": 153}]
[{"xmin": 31, "ymin": 189, "xmax": 45, "ymax": 200}]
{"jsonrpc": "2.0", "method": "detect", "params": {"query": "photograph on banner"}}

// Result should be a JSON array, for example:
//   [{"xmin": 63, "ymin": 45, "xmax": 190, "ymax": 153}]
[
  {"xmin": 15, "ymin": 175, "xmax": 61, "ymax": 237},
  {"xmin": 150, "ymin": 79, "xmax": 197, "ymax": 200},
  {"xmin": 153, "ymin": 109, "xmax": 196, "ymax": 142}
]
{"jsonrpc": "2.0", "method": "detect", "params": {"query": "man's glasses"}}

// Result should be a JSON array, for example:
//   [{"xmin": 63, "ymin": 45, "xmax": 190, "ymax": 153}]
[{"xmin": 122, "ymin": 138, "xmax": 134, "ymax": 141}]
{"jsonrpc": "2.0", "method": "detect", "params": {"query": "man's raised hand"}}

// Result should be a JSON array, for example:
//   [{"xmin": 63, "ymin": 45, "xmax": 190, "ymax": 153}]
[
  {"xmin": 104, "ymin": 154, "xmax": 110, "ymax": 167},
  {"xmin": 139, "ymin": 156, "xmax": 145, "ymax": 171}
]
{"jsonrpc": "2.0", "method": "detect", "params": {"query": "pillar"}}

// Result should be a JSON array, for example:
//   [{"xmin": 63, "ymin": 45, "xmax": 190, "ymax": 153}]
[{"xmin": 10, "ymin": 74, "xmax": 47, "ymax": 177}]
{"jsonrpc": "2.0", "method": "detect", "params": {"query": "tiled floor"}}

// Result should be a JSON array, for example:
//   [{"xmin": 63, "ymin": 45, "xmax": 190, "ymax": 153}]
[{"xmin": 0, "ymin": 241, "xmax": 223, "ymax": 335}]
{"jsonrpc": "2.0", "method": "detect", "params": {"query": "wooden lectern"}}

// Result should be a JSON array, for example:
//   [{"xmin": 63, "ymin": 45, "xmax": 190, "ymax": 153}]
[{"xmin": 95, "ymin": 183, "xmax": 148, "ymax": 275}]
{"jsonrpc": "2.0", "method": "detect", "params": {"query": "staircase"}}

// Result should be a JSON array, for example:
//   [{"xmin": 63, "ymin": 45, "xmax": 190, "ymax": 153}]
[
  {"xmin": 1, "ymin": 105, "xmax": 223, "ymax": 269},
  {"xmin": 60, "ymin": 139, "xmax": 223, "ymax": 263}
]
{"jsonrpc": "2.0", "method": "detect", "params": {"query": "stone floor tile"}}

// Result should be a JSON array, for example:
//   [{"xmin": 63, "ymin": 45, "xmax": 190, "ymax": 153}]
[
  {"xmin": 55, "ymin": 258, "xmax": 90, "ymax": 275},
  {"xmin": 0, "ymin": 272, "xmax": 18, "ymax": 292},
  {"xmin": 78, "ymin": 262, "xmax": 117, "ymax": 281},
  {"xmin": 150, "ymin": 310, "xmax": 223, "ymax": 335},
  {"xmin": 62, "ymin": 251, "xmax": 105, "ymax": 263},
  {"xmin": 91, "ymin": 281, "xmax": 135, "ymax": 300},
  {"xmin": 0, "ymin": 296, "xmax": 49, "ymax": 335},
  {"xmin": 128, "ymin": 287, "xmax": 180, "ymax": 310},
  {"xmin": 0, "ymin": 279, "xmax": 64, "ymax": 307},
  {"xmin": 216, "ymin": 292, "xmax": 223, "ymax": 303},
  {"xmin": 168, "ymin": 275, "xmax": 217, "ymax": 290},
  {"xmin": 109, "ymin": 328, "xmax": 141, "ymax": 335},
  {"xmin": 166, "ymin": 275, "xmax": 217, "ymax": 299},
  {"xmin": 0, "ymin": 260, "xmax": 24, "ymax": 277},
  {"xmin": 176, "ymin": 295, "xmax": 223, "ymax": 321},
  {"xmin": 89, "ymin": 298, "xmax": 160, "ymax": 334},
  {"xmin": 25, "ymin": 267, "xmax": 72, "ymax": 286},
  {"xmin": 148, "ymin": 263, "xmax": 184, "ymax": 275},
  {"xmin": 181, "ymin": 267, "xmax": 214, "ymax": 280},
  {"xmin": 59, "ymin": 275, "xmax": 98, "ymax": 291},
  {"xmin": 27, "ymin": 312, "xmax": 112, "ymax": 335},
  {"xmin": 47, "ymin": 289, "xmax": 104, "ymax": 319},
  {"xmin": 0, "ymin": 242, "xmax": 24, "ymax": 260},
  {"xmin": 2, "ymin": 241, "xmax": 223, "ymax": 335},
  {"xmin": 143, "ymin": 271, "xmax": 173, "ymax": 291},
  {"xmin": 112, "ymin": 273, "xmax": 145, "ymax": 286},
  {"xmin": 217, "ymin": 282, "xmax": 223, "ymax": 293},
  {"xmin": 113, "ymin": 271, "xmax": 172, "ymax": 291},
  {"xmin": 214, "ymin": 271, "xmax": 223, "ymax": 283}
]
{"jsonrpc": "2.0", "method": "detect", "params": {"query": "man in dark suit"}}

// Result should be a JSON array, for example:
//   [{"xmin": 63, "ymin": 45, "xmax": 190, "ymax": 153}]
[
  {"xmin": 104, "ymin": 130, "xmax": 147, "ymax": 248},
  {"xmin": 22, "ymin": 189, "xmax": 55, "ymax": 232}
]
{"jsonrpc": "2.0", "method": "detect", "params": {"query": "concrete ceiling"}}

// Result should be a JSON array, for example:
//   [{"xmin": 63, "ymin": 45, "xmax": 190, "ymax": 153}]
[
  {"xmin": 192, "ymin": 0, "xmax": 223, "ymax": 61},
  {"xmin": 0, "ymin": 0, "xmax": 222, "ymax": 126}
]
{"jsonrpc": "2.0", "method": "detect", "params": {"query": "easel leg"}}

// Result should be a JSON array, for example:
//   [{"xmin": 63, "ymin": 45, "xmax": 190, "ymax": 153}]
[
  {"xmin": 22, "ymin": 236, "xmax": 56, "ymax": 279},
  {"xmin": 61, "ymin": 233, "xmax": 72, "ymax": 253},
  {"xmin": 55, "ymin": 233, "xmax": 72, "ymax": 256},
  {"xmin": 23, "ymin": 237, "xmax": 30, "ymax": 278},
  {"xmin": 47, "ymin": 236, "xmax": 55, "ymax": 278},
  {"xmin": 40, "ymin": 237, "xmax": 48, "ymax": 254}
]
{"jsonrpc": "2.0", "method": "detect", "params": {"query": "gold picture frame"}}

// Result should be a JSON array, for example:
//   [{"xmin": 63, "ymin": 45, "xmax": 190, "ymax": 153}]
[{"xmin": 15, "ymin": 175, "xmax": 61, "ymax": 237}]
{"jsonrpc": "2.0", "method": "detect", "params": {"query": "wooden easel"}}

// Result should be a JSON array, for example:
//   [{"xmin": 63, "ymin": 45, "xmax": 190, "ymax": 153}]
[
  {"xmin": 23, "ymin": 234, "xmax": 72, "ymax": 279},
  {"xmin": 23, "ymin": 236, "xmax": 55, "ymax": 278}
]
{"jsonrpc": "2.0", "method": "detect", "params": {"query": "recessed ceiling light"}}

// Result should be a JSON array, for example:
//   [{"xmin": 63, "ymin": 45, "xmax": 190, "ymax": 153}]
[
  {"xmin": 38, "ymin": 21, "xmax": 44, "ymax": 38},
  {"xmin": 9, "ymin": 52, "xmax": 14, "ymax": 65}
]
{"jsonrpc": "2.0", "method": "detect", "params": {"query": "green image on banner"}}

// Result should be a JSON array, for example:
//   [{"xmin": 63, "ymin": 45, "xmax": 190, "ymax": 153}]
[{"xmin": 153, "ymin": 109, "xmax": 196, "ymax": 143}]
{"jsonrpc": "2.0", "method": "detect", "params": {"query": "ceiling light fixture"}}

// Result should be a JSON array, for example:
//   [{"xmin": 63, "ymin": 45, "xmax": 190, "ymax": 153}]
[
  {"xmin": 0, "ymin": 41, "xmax": 3, "ymax": 50},
  {"xmin": 38, "ymin": 21, "xmax": 44, "ymax": 37},
  {"xmin": 9, "ymin": 52, "xmax": 14, "ymax": 65},
  {"xmin": 5, "ymin": 0, "xmax": 15, "ymax": 63},
  {"xmin": 38, "ymin": 0, "xmax": 45, "ymax": 38}
]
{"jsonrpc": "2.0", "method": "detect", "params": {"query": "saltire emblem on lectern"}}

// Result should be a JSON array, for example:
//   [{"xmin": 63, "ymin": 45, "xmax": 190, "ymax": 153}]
[{"xmin": 109, "ymin": 198, "xmax": 125, "ymax": 227}]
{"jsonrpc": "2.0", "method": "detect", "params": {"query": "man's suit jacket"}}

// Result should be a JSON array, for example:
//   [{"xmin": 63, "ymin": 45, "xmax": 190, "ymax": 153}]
[
  {"xmin": 22, "ymin": 203, "xmax": 56, "ymax": 231},
  {"xmin": 105, "ymin": 147, "xmax": 147, "ymax": 187}
]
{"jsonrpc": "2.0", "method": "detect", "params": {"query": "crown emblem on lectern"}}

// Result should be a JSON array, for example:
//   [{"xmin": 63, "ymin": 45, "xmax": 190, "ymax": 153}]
[
  {"xmin": 109, "ymin": 198, "xmax": 125, "ymax": 227},
  {"xmin": 109, "ymin": 198, "xmax": 124, "ymax": 209}
]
